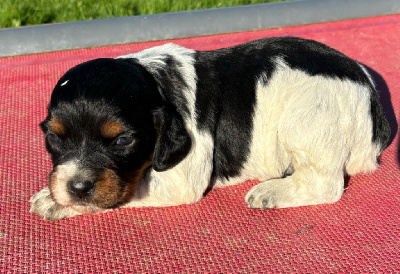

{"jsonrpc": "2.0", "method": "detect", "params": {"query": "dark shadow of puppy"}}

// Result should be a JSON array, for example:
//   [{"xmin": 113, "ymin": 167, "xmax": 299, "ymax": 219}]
[{"xmin": 364, "ymin": 65, "xmax": 398, "ymax": 166}]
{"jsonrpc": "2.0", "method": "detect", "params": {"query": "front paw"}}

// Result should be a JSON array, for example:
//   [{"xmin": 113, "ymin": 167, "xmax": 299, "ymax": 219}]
[{"xmin": 30, "ymin": 187, "xmax": 81, "ymax": 220}]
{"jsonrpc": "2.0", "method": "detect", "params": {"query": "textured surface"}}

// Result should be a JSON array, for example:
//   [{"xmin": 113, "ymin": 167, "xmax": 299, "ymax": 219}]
[{"xmin": 1, "ymin": 15, "xmax": 399, "ymax": 272}]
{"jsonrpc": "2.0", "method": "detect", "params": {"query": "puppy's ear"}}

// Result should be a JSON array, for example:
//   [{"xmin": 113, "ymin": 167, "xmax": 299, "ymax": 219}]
[{"xmin": 152, "ymin": 105, "xmax": 192, "ymax": 172}]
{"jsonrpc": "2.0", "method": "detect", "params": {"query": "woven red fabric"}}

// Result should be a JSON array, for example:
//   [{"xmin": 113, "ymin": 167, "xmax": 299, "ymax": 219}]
[{"xmin": 1, "ymin": 15, "xmax": 399, "ymax": 272}]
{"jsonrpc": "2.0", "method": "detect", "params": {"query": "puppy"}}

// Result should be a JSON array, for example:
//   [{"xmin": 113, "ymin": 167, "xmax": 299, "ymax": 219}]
[{"xmin": 30, "ymin": 37, "xmax": 390, "ymax": 220}]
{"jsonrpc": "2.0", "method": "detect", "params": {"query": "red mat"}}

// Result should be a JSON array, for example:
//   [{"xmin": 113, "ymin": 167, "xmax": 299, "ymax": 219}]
[{"xmin": 1, "ymin": 15, "xmax": 399, "ymax": 272}]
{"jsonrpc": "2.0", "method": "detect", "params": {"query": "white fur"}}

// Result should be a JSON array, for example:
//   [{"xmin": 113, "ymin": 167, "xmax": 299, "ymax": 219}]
[
  {"xmin": 60, "ymin": 80, "xmax": 69, "ymax": 86},
  {"xmin": 30, "ymin": 187, "xmax": 82, "ymax": 220},
  {"xmin": 238, "ymin": 60, "xmax": 380, "ymax": 208},
  {"xmin": 50, "ymin": 160, "xmax": 79, "ymax": 206},
  {"xmin": 120, "ymin": 44, "xmax": 215, "ymax": 208}
]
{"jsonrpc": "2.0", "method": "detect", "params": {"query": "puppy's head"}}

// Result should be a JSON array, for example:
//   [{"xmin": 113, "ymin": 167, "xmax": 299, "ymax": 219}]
[{"xmin": 41, "ymin": 58, "xmax": 191, "ymax": 212}]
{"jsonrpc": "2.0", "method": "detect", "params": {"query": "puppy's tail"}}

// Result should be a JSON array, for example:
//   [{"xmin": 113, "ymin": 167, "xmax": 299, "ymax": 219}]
[
  {"xmin": 369, "ymin": 88, "xmax": 391, "ymax": 153},
  {"xmin": 345, "ymin": 65, "xmax": 391, "ymax": 175},
  {"xmin": 360, "ymin": 64, "xmax": 391, "ymax": 153}
]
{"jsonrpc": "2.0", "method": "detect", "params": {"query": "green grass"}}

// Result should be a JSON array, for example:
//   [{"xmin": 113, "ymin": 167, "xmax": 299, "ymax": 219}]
[{"xmin": 0, "ymin": 0, "xmax": 290, "ymax": 28}]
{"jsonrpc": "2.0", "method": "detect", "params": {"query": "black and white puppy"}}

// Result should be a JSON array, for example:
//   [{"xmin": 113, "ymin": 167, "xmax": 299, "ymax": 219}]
[{"xmin": 30, "ymin": 37, "xmax": 390, "ymax": 220}]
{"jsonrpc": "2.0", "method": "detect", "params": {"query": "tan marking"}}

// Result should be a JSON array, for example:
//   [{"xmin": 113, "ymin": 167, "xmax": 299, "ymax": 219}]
[
  {"xmin": 48, "ymin": 118, "xmax": 66, "ymax": 135},
  {"xmin": 101, "ymin": 120, "xmax": 125, "ymax": 139},
  {"xmin": 93, "ymin": 160, "xmax": 152, "ymax": 208},
  {"xmin": 92, "ymin": 169, "xmax": 120, "ymax": 208}
]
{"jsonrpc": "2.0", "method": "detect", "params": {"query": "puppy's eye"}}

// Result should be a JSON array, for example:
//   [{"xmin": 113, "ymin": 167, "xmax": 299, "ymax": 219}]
[
  {"xmin": 115, "ymin": 136, "xmax": 134, "ymax": 147},
  {"xmin": 47, "ymin": 133, "xmax": 61, "ymax": 144}
]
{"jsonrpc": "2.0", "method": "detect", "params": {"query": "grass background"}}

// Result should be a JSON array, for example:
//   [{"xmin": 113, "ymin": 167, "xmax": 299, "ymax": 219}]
[{"xmin": 0, "ymin": 0, "xmax": 289, "ymax": 28}]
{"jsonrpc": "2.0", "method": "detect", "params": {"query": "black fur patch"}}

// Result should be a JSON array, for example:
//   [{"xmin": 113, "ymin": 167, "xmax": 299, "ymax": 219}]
[
  {"xmin": 49, "ymin": 58, "xmax": 163, "ymax": 117},
  {"xmin": 195, "ymin": 46, "xmax": 269, "ymax": 179},
  {"xmin": 268, "ymin": 37, "xmax": 373, "ymax": 85},
  {"xmin": 152, "ymin": 104, "xmax": 192, "ymax": 172},
  {"xmin": 124, "ymin": 56, "xmax": 191, "ymax": 119},
  {"xmin": 124, "ymin": 55, "xmax": 194, "ymax": 170}
]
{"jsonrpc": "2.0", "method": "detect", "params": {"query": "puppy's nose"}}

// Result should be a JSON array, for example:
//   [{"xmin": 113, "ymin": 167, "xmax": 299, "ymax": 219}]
[{"xmin": 68, "ymin": 180, "xmax": 94, "ymax": 198}]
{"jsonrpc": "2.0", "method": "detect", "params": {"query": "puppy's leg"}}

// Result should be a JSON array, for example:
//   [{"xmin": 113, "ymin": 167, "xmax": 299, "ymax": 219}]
[
  {"xmin": 245, "ymin": 122, "xmax": 347, "ymax": 209},
  {"xmin": 245, "ymin": 166, "xmax": 344, "ymax": 209},
  {"xmin": 122, "ymin": 172, "xmax": 208, "ymax": 209},
  {"xmin": 245, "ymin": 78, "xmax": 361, "ymax": 209},
  {"xmin": 30, "ymin": 187, "xmax": 82, "ymax": 220}
]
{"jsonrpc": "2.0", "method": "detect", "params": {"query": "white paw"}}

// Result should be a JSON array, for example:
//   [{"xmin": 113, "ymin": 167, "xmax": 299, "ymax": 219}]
[
  {"xmin": 30, "ymin": 187, "xmax": 81, "ymax": 220},
  {"xmin": 245, "ymin": 181, "xmax": 279, "ymax": 209},
  {"xmin": 245, "ymin": 175, "xmax": 343, "ymax": 209}
]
